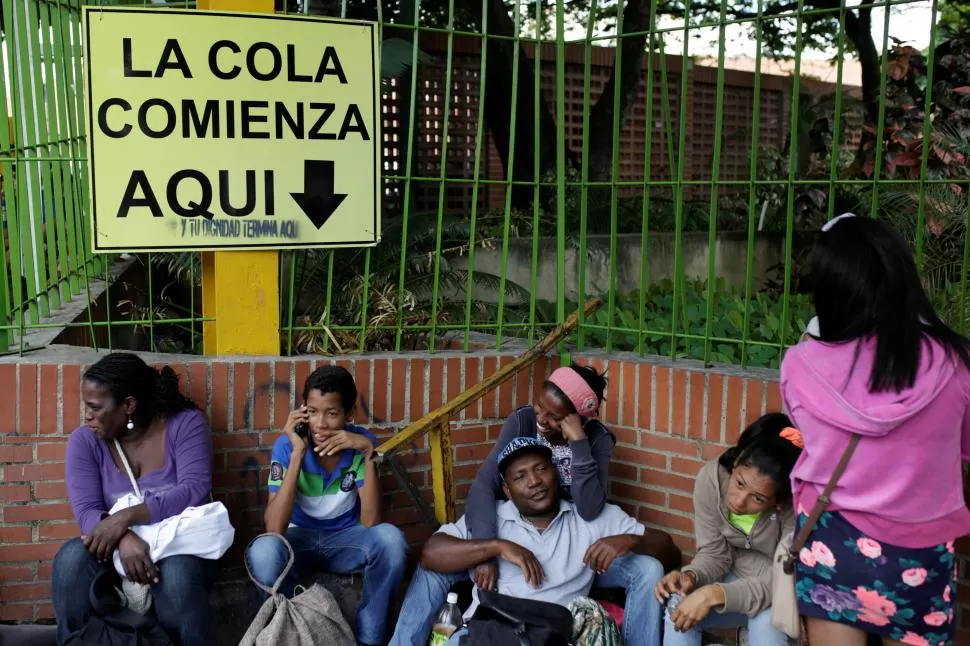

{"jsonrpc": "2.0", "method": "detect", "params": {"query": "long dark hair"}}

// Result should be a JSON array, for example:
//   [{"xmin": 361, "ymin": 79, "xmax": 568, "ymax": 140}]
[
  {"xmin": 719, "ymin": 413, "xmax": 801, "ymax": 502},
  {"xmin": 84, "ymin": 353, "xmax": 196, "ymax": 428},
  {"xmin": 807, "ymin": 217, "xmax": 970, "ymax": 393}
]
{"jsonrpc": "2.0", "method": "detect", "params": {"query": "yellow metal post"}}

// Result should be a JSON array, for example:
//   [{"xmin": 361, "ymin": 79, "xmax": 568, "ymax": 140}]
[
  {"xmin": 197, "ymin": 0, "xmax": 279, "ymax": 355},
  {"xmin": 428, "ymin": 418, "xmax": 456, "ymax": 524}
]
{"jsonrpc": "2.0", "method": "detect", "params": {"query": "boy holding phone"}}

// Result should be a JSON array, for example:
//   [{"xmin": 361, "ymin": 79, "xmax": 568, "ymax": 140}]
[{"xmin": 245, "ymin": 365, "xmax": 409, "ymax": 646}]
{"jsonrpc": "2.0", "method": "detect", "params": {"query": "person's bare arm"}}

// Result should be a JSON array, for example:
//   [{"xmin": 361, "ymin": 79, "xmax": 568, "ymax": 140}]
[{"xmin": 421, "ymin": 534, "xmax": 545, "ymax": 588}]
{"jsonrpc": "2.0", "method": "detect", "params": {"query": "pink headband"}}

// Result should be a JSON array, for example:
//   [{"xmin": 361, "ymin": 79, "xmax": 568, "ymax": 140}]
[{"xmin": 548, "ymin": 367, "xmax": 599, "ymax": 417}]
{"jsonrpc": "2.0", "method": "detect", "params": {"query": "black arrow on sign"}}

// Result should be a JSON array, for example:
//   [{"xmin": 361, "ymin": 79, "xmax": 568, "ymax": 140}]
[{"xmin": 290, "ymin": 160, "xmax": 347, "ymax": 230}]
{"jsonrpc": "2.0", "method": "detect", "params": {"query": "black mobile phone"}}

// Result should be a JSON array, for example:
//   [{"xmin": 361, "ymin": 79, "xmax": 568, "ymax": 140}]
[{"xmin": 296, "ymin": 423, "xmax": 310, "ymax": 439}]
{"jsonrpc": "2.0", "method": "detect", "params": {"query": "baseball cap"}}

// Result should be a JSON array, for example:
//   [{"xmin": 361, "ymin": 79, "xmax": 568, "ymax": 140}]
[{"xmin": 497, "ymin": 437, "xmax": 553, "ymax": 475}]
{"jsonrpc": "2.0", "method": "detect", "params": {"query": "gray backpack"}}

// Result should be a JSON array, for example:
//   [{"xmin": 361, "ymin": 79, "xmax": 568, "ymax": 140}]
[{"xmin": 238, "ymin": 533, "xmax": 356, "ymax": 646}]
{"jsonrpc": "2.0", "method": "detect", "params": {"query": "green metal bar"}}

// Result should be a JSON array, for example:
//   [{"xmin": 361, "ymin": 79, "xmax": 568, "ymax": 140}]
[
  {"xmin": 913, "ymin": 2, "xmax": 940, "ymax": 266},
  {"xmin": 604, "ymin": 0, "xmax": 625, "ymax": 353},
  {"xmin": 393, "ymin": 0, "xmax": 424, "ymax": 352},
  {"xmin": 779, "ymin": 0, "xmax": 809, "ymax": 362},
  {"xmin": 428, "ymin": 0, "xmax": 458, "ymax": 352},
  {"xmin": 528, "ymin": 0, "xmax": 543, "ymax": 346},
  {"xmin": 868, "ymin": 0, "xmax": 893, "ymax": 219},
  {"xmin": 355, "ymin": 0, "xmax": 375, "ymax": 353},
  {"xmin": 462, "ymin": 0, "xmax": 490, "ymax": 351},
  {"xmin": 824, "ymin": 0, "xmax": 848, "ymax": 221},
  {"xmin": 702, "ymin": 0, "xmax": 730, "ymax": 363},
  {"xmin": 576, "ymin": 0, "xmax": 597, "ymax": 351},
  {"xmin": 555, "ymin": 0, "xmax": 566, "ymax": 354},
  {"xmin": 636, "ymin": 10, "xmax": 658, "ymax": 355},
  {"xmin": 321, "ymin": 251, "xmax": 335, "ymax": 353},
  {"xmin": 669, "ymin": 3, "xmax": 692, "ymax": 360},
  {"xmin": 494, "ymin": 0, "xmax": 522, "ymax": 349},
  {"xmin": 739, "ymin": 0, "xmax": 765, "ymax": 366}
]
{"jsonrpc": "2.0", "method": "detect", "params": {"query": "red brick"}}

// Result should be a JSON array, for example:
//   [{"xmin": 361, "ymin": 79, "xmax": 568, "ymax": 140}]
[
  {"xmin": 3, "ymin": 503, "xmax": 73, "ymax": 522},
  {"xmin": 0, "ymin": 603, "xmax": 34, "ymax": 620},
  {"xmin": 532, "ymin": 356, "xmax": 549, "ymax": 401},
  {"xmin": 745, "ymin": 379, "xmax": 764, "ymax": 426},
  {"xmin": 36, "ymin": 442, "xmax": 66, "ymax": 462},
  {"xmin": 187, "ymin": 363, "xmax": 207, "ymax": 413},
  {"xmin": 3, "ymin": 463, "xmax": 63, "ymax": 482},
  {"xmin": 0, "ymin": 566, "xmax": 32, "ymax": 582},
  {"xmin": 0, "ymin": 582, "xmax": 53, "ymax": 602},
  {"xmin": 19, "ymin": 364, "xmax": 38, "ymax": 435},
  {"xmin": 498, "ymin": 357, "xmax": 515, "ymax": 418},
  {"xmin": 0, "ymin": 364, "xmax": 16, "ymax": 434},
  {"xmin": 62, "ymin": 364, "xmax": 81, "ymax": 432},
  {"xmin": 410, "ymin": 359, "xmax": 427, "ymax": 421},
  {"xmin": 232, "ymin": 362, "xmax": 251, "ymax": 431},
  {"xmin": 612, "ymin": 482, "xmax": 666, "ymax": 506},
  {"xmin": 223, "ymin": 450, "xmax": 271, "ymax": 472},
  {"xmin": 390, "ymin": 360, "xmax": 407, "ymax": 422},
  {"xmin": 638, "ymin": 507, "xmax": 695, "ymax": 534},
  {"xmin": 464, "ymin": 358, "xmax": 481, "ymax": 419},
  {"xmin": 640, "ymin": 433, "xmax": 700, "ymax": 458},
  {"xmin": 34, "ymin": 481, "xmax": 67, "ymax": 500},
  {"xmin": 213, "ymin": 432, "xmax": 261, "ymax": 451},
  {"xmin": 0, "ymin": 526, "xmax": 32, "ymax": 542},
  {"xmin": 514, "ymin": 365, "xmax": 531, "ymax": 409},
  {"xmin": 35, "ymin": 603, "xmax": 54, "ymax": 619},
  {"xmin": 39, "ymin": 523, "xmax": 80, "ymax": 541},
  {"xmin": 480, "ymin": 357, "xmax": 498, "ymax": 417},
  {"xmin": 670, "ymin": 456, "xmax": 705, "ymax": 476},
  {"xmin": 671, "ymin": 370, "xmax": 688, "ymax": 437},
  {"xmin": 612, "ymin": 425, "xmax": 637, "ymax": 446},
  {"xmin": 724, "ymin": 376, "xmax": 744, "ymax": 445},
  {"xmin": 371, "ymin": 360, "xmax": 388, "ymax": 422},
  {"xmin": 446, "ymin": 357, "xmax": 463, "ymax": 406},
  {"xmin": 672, "ymin": 534, "xmax": 696, "ymax": 556},
  {"xmin": 702, "ymin": 443, "xmax": 728, "ymax": 461},
  {"xmin": 637, "ymin": 364, "xmax": 652, "ymax": 429},
  {"xmin": 0, "ymin": 485, "xmax": 30, "ymax": 503},
  {"xmin": 36, "ymin": 563, "xmax": 52, "ymax": 580},
  {"xmin": 452, "ymin": 463, "xmax": 479, "ymax": 481},
  {"xmin": 706, "ymin": 373, "xmax": 724, "ymax": 442},
  {"xmin": 451, "ymin": 426, "xmax": 487, "ymax": 445},
  {"xmin": 272, "ymin": 362, "xmax": 293, "ymax": 426},
  {"xmin": 210, "ymin": 363, "xmax": 229, "ymax": 432},
  {"xmin": 603, "ymin": 360, "xmax": 621, "ymax": 425},
  {"xmin": 654, "ymin": 367, "xmax": 670, "ymax": 433},
  {"xmin": 640, "ymin": 468, "xmax": 695, "ymax": 494},
  {"xmin": 0, "ymin": 445, "xmax": 33, "ymax": 462},
  {"xmin": 669, "ymin": 492, "xmax": 694, "ymax": 514},
  {"xmin": 170, "ymin": 362, "xmax": 189, "ymax": 397},
  {"xmin": 39, "ymin": 365, "xmax": 58, "ymax": 434},
  {"xmin": 352, "ymin": 360, "xmax": 372, "ymax": 422},
  {"xmin": 613, "ymin": 446, "xmax": 667, "ymax": 470},
  {"xmin": 455, "ymin": 444, "xmax": 492, "ymax": 462},
  {"xmin": 621, "ymin": 362, "xmax": 637, "ymax": 427},
  {"xmin": 609, "ymin": 462, "xmax": 639, "ymax": 482},
  {"xmin": 688, "ymin": 372, "xmax": 706, "ymax": 439},
  {"xmin": 765, "ymin": 380, "xmax": 782, "ymax": 415},
  {"xmin": 294, "ymin": 361, "xmax": 311, "ymax": 405},
  {"xmin": 428, "ymin": 359, "xmax": 445, "ymax": 412},
  {"xmin": 252, "ymin": 363, "xmax": 272, "ymax": 430}
]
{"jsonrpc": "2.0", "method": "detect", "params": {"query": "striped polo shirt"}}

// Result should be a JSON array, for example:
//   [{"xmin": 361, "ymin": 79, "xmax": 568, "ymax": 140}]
[{"xmin": 267, "ymin": 425, "xmax": 377, "ymax": 531}]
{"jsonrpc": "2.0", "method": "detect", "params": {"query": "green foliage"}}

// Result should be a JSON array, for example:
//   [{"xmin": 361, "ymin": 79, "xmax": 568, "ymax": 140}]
[{"xmin": 537, "ymin": 279, "xmax": 815, "ymax": 368}]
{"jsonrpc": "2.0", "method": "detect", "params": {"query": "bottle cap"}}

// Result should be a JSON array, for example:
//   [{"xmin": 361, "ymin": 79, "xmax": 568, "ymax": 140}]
[{"xmin": 447, "ymin": 592, "xmax": 459, "ymax": 604}]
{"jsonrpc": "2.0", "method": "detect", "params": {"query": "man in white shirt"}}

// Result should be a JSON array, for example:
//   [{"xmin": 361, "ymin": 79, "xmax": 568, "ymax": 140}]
[{"xmin": 415, "ymin": 437, "xmax": 678, "ymax": 644}]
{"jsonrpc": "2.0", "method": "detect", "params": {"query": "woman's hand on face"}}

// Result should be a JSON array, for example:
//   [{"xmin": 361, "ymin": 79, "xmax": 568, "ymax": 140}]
[
  {"xmin": 314, "ymin": 430, "xmax": 374, "ymax": 458},
  {"xmin": 559, "ymin": 413, "xmax": 586, "ymax": 442}
]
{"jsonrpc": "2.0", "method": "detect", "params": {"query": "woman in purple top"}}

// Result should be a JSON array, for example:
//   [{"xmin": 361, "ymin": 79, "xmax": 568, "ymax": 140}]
[{"xmin": 51, "ymin": 353, "xmax": 214, "ymax": 646}]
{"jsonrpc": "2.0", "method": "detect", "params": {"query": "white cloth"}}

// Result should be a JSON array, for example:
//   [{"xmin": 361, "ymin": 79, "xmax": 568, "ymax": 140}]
[{"xmin": 109, "ymin": 493, "xmax": 235, "ymax": 578}]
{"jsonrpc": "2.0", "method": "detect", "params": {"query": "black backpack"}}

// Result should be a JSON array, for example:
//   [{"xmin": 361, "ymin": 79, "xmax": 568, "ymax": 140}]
[
  {"xmin": 462, "ymin": 590, "xmax": 573, "ymax": 646},
  {"xmin": 64, "ymin": 569, "xmax": 172, "ymax": 646}
]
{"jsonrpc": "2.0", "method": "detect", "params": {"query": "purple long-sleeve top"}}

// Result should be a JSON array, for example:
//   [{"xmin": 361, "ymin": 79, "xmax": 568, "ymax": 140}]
[{"xmin": 65, "ymin": 408, "xmax": 213, "ymax": 535}]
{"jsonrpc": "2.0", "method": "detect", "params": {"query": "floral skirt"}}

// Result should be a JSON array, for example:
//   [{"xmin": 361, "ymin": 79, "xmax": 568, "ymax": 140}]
[{"xmin": 794, "ymin": 510, "xmax": 956, "ymax": 646}]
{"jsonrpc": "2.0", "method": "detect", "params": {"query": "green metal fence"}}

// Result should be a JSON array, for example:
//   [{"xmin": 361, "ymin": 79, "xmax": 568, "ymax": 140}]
[{"xmin": 2, "ymin": 0, "xmax": 966, "ymax": 366}]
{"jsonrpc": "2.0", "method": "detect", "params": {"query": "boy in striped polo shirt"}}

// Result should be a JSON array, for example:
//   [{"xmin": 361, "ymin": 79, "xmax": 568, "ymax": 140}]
[{"xmin": 245, "ymin": 365, "xmax": 408, "ymax": 646}]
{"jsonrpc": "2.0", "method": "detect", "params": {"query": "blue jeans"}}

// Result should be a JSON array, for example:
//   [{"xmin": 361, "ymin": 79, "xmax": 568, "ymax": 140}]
[
  {"xmin": 662, "ymin": 583, "xmax": 788, "ymax": 646},
  {"xmin": 388, "ymin": 553, "xmax": 665, "ymax": 646},
  {"xmin": 245, "ymin": 523, "xmax": 408, "ymax": 645},
  {"xmin": 52, "ymin": 537, "xmax": 214, "ymax": 646}
]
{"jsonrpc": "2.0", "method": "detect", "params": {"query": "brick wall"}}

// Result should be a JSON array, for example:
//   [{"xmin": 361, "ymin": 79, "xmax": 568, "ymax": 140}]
[{"xmin": 1, "ymin": 351, "xmax": 968, "ymax": 641}]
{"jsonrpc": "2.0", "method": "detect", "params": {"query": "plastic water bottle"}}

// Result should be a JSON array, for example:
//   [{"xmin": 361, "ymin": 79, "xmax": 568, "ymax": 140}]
[{"xmin": 428, "ymin": 592, "xmax": 463, "ymax": 646}]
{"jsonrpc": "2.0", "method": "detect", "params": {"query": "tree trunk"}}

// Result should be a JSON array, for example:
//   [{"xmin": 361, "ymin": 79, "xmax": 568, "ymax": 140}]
[{"xmin": 586, "ymin": 0, "xmax": 653, "ymax": 181}]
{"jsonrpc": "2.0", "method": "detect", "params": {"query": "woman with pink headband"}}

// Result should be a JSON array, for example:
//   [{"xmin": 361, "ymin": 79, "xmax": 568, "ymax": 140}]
[{"xmin": 389, "ymin": 363, "xmax": 678, "ymax": 646}]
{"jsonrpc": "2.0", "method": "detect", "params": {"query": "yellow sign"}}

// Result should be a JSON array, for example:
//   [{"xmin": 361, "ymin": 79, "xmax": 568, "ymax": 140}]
[{"xmin": 83, "ymin": 7, "xmax": 381, "ymax": 252}]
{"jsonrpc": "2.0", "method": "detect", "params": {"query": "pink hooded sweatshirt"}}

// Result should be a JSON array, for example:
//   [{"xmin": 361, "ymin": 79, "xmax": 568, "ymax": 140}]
[{"xmin": 780, "ymin": 335, "xmax": 970, "ymax": 548}]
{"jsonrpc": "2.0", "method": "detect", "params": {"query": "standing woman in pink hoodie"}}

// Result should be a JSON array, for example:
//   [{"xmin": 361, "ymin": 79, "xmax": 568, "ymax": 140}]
[{"xmin": 780, "ymin": 214, "xmax": 970, "ymax": 646}]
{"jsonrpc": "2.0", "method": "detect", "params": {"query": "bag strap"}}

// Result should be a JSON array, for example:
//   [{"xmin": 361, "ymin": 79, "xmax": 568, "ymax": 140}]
[
  {"xmin": 113, "ymin": 439, "xmax": 142, "ymax": 499},
  {"xmin": 784, "ymin": 434, "xmax": 860, "ymax": 574},
  {"xmin": 245, "ymin": 533, "xmax": 295, "ymax": 596}
]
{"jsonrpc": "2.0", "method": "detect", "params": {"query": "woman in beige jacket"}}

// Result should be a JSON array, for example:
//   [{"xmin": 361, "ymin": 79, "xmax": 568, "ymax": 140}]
[{"xmin": 655, "ymin": 413, "xmax": 802, "ymax": 646}]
